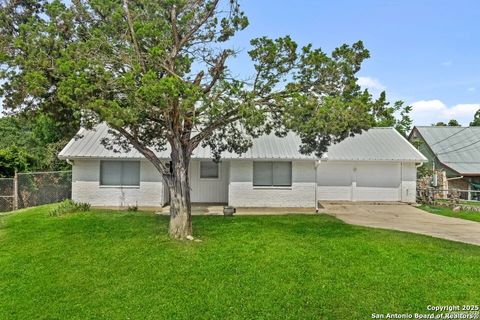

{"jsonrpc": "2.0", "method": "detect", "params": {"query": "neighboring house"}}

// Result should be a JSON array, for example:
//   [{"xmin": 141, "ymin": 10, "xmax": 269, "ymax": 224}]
[
  {"xmin": 409, "ymin": 126, "xmax": 480, "ymax": 199},
  {"xmin": 58, "ymin": 124, "xmax": 426, "ymax": 209}
]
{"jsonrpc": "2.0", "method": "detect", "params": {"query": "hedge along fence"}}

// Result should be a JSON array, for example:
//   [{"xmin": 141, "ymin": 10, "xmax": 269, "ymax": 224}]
[{"xmin": 0, "ymin": 170, "xmax": 72, "ymax": 212}]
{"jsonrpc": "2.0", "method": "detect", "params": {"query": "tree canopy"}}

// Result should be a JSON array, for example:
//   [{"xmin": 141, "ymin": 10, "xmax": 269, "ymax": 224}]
[
  {"xmin": 471, "ymin": 109, "xmax": 480, "ymax": 126},
  {"xmin": 0, "ymin": 0, "xmax": 407, "ymax": 237},
  {"xmin": 0, "ymin": 112, "xmax": 74, "ymax": 176},
  {"xmin": 433, "ymin": 119, "xmax": 461, "ymax": 127}
]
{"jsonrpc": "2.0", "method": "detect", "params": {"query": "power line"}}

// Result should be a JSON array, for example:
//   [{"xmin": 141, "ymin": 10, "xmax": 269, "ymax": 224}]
[
  {"xmin": 429, "ymin": 127, "xmax": 469, "ymax": 148},
  {"xmin": 436, "ymin": 138, "xmax": 480, "ymax": 155}
]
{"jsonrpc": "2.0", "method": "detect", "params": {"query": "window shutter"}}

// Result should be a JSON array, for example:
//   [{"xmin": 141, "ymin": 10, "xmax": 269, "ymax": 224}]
[
  {"xmin": 121, "ymin": 161, "xmax": 141, "ymax": 186},
  {"xmin": 272, "ymin": 162, "xmax": 292, "ymax": 186},
  {"xmin": 100, "ymin": 161, "xmax": 122, "ymax": 186},
  {"xmin": 253, "ymin": 162, "xmax": 273, "ymax": 186},
  {"xmin": 100, "ymin": 161, "xmax": 140, "ymax": 186},
  {"xmin": 200, "ymin": 161, "xmax": 219, "ymax": 178}
]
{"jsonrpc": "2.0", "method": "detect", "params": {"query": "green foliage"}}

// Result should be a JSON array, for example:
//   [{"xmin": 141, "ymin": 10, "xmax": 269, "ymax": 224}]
[
  {"xmin": 0, "ymin": 113, "xmax": 75, "ymax": 176},
  {"xmin": 0, "ymin": 0, "xmax": 398, "ymax": 160},
  {"xmin": 127, "ymin": 205, "xmax": 138, "ymax": 212},
  {"xmin": 471, "ymin": 109, "xmax": 480, "ymax": 126},
  {"xmin": 371, "ymin": 97, "xmax": 412, "ymax": 136},
  {"xmin": 1, "ymin": 205, "xmax": 480, "ymax": 318},
  {"xmin": 0, "ymin": 145, "xmax": 36, "ymax": 177},
  {"xmin": 447, "ymin": 119, "xmax": 460, "ymax": 126},
  {"xmin": 49, "ymin": 199, "xmax": 90, "ymax": 216},
  {"xmin": 433, "ymin": 120, "xmax": 460, "ymax": 127}
]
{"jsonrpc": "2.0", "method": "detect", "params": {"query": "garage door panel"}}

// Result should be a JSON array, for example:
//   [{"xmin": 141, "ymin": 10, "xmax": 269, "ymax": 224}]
[
  {"xmin": 356, "ymin": 163, "xmax": 401, "ymax": 188},
  {"xmin": 354, "ymin": 187, "xmax": 400, "ymax": 201},
  {"xmin": 317, "ymin": 163, "xmax": 353, "ymax": 201},
  {"xmin": 317, "ymin": 162, "xmax": 402, "ymax": 202},
  {"xmin": 317, "ymin": 163, "xmax": 353, "ymax": 187}
]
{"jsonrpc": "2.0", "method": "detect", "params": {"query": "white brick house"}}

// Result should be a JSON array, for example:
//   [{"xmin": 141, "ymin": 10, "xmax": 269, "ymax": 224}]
[{"xmin": 59, "ymin": 124, "xmax": 426, "ymax": 209}]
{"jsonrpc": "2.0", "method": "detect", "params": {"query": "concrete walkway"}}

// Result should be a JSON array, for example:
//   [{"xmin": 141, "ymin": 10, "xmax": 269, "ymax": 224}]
[
  {"xmin": 319, "ymin": 202, "xmax": 480, "ymax": 246},
  {"xmin": 158, "ymin": 204, "xmax": 316, "ymax": 215}
]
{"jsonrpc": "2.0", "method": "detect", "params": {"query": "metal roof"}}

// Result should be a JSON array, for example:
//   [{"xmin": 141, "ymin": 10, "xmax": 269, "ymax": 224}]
[
  {"xmin": 413, "ymin": 126, "xmax": 480, "ymax": 175},
  {"xmin": 324, "ymin": 127, "xmax": 426, "ymax": 162},
  {"xmin": 58, "ymin": 123, "xmax": 426, "ymax": 162}
]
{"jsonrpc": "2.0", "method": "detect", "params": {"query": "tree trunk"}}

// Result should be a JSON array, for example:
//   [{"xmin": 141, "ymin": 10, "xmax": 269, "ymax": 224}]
[{"xmin": 167, "ymin": 143, "xmax": 192, "ymax": 239}]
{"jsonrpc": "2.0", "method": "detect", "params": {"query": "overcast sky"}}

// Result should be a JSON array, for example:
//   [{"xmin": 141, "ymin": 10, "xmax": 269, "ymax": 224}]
[{"xmin": 2, "ymin": 0, "xmax": 480, "ymax": 126}]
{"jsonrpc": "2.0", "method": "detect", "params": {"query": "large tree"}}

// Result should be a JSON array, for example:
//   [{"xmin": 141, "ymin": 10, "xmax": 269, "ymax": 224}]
[{"xmin": 1, "ymin": 0, "xmax": 394, "ymax": 238}]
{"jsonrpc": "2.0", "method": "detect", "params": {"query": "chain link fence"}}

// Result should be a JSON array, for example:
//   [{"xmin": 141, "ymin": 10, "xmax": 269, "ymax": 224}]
[
  {"xmin": 0, "ymin": 178, "xmax": 14, "ymax": 212},
  {"xmin": 0, "ymin": 170, "xmax": 72, "ymax": 212}
]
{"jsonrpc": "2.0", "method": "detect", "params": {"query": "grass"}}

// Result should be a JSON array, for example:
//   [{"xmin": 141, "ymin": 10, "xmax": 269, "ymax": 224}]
[
  {"xmin": 1, "ymin": 205, "xmax": 480, "ymax": 319},
  {"xmin": 436, "ymin": 198, "xmax": 480, "ymax": 207},
  {"xmin": 419, "ymin": 204, "xmax": 480, "ymax": 223}
]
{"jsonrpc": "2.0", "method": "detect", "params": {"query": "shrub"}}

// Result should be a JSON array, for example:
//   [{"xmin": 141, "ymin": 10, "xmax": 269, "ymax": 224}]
[
  {"xmin": 49, "ymin": 199, "xmax": 90, "ymax": 216},
  {"xmin": 127, "ymin": 205, "xmax": 138, "ymax": 212}
]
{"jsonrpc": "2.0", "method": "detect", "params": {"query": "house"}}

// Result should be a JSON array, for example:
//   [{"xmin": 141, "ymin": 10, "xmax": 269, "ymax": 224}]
[
  {"xmin": 409, "ymin": 126, "xmax": 480, "ymax": 199},
  {"xmin": 58, "ymin": 124, "xmax": 426, "ymax": 209}
]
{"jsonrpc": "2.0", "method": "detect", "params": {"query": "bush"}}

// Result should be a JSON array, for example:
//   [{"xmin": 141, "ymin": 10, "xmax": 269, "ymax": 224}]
[
  {"xmin": 127, "ymin": 205, "xmax": 138, "ymax": 212},
  {"xmin": 49, "ymin": 199, "xmax": 90, "ymax": 216}
]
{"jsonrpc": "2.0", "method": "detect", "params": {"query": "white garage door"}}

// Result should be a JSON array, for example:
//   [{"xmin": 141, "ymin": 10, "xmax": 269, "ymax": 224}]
[{"xmin": 317, "ymin": 162, "xmax": 402, "ymax": 201}]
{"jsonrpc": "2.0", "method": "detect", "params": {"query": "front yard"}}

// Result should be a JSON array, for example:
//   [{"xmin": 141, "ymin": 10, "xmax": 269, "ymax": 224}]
[{"xmin": 1, "ymin": 205, "xmax": 480, "ymax": 319}]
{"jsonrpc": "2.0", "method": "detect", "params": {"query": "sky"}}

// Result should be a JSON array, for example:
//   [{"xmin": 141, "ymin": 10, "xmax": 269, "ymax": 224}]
[
  {"xmin": 226, "ymin": 0, "xmax": 480, "ymax": 126},
  {"xmin": 2, "ymin": 0, "xmax": 480, "ymax": 126}
]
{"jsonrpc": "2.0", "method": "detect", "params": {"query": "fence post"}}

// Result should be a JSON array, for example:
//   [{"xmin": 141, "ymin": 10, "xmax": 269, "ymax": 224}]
[{"xmin": 13, "ymin": 169, "xmax": 18, "ymax": 211}]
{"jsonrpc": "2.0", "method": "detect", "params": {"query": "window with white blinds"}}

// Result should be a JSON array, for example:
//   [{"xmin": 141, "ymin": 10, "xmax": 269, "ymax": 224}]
[
  {"xmin": 100, "ymin": 161, "xmax": 140, "ymax": 186},
  {"xmin": 253, "ymin": 162, "xmax": 292, "ymax": 187}
]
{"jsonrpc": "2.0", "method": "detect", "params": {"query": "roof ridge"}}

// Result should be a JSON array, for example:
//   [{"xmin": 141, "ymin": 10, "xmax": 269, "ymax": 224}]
[
  {"xmin": 369, "ymin": 127, "xmax": 395, "ymax": 129},
  {"xmin": 416, "ymin": 125, "xmax": 477, "ymax": 129}
]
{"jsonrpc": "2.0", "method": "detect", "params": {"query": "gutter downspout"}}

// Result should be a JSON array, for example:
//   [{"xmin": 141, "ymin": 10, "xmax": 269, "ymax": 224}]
[
  {"xmin": 400, "ymin": 162, "xmax": 403, "ymax": 202},
  {"xmin": 66, "ymin": 159, "xmax": 74, "ymax": 166},
  {"xmin": 315, "ymin": 160, "xmax": 321, "ymax": 213}
]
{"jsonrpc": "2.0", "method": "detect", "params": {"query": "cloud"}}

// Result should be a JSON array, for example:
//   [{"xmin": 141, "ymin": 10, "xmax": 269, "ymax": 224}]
[
  {"xmin": 441, "ymin": 61, "xmax": 452, "ymax": 67},
  {"xmin": 357, "ymin": 76, "xmax": 385, "ymax": 97},
  {"xmin": 410, "ymin": 99, "xmax": 479, "ymax": 126},
  {"xmin": 357, "ymin": 76, "xmax": 385, "ymax": 91},
  {"xmin": 468, "ymin": 87, "xmax": 476, "ymax": 92}
]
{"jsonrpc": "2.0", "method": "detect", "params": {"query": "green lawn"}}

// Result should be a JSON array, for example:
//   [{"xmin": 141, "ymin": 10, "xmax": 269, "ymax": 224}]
[
  {"xmin": 436, "ymin": 198, "xmax": 480, "ymax": 207},
  {"xmin": 420, "ymin": 204, "xmax": 480, "ymax": 223},
  {"xmin": 1, "ymin": 205, "xmax": 480, "ymax": 319}
]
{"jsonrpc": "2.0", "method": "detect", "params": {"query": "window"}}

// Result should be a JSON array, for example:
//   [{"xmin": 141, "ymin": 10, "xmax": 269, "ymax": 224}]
[
  {"xmin": 200, "ymin": 161, "xmax": 219, "ymax": 179},
  {"xmin": 100, "ymin": 161, "xmax": 140, "ymax": 186},
  {"xmin": 253, "ymin": 161, "xmax": 292, "ymax": 187}
]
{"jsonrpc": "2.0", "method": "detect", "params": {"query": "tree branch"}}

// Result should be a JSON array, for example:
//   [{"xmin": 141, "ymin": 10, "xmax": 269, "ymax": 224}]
[
  {"xmin": 203, "ymin": 50, "xmax": 229, "ymax": 93},
  {"xmin": 123, "ymin": 0, "xmax": 146, "ymax": 73},
  {"xmin": 177, "ymin": 0, "xmax": 220, "ymax": 49},
  {"xmin": 188, "ymin": 110, "xmax": 241, "ymax": 152},
  {"xmin": 169, "ymin": 4, "xmax": 180, "ymax": 49},
  {"xmin": 112, "ymin": 124, "xmax": 170, "ymax": 176}
]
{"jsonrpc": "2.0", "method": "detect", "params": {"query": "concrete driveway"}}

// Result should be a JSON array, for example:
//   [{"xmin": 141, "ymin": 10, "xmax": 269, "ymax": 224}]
[{"xmin": 319, "ymin": 202, "xmax": 480, "ymax": 246}]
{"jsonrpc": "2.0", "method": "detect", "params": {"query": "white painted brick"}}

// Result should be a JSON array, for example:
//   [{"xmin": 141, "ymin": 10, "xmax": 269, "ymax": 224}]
[
  {"xmin": 72, "ymin": 159, "xmax": 166, "ymax": 208},
  {"xmin": 228, "ymin": 160, "xmax": 316, "ymax": 207}
]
